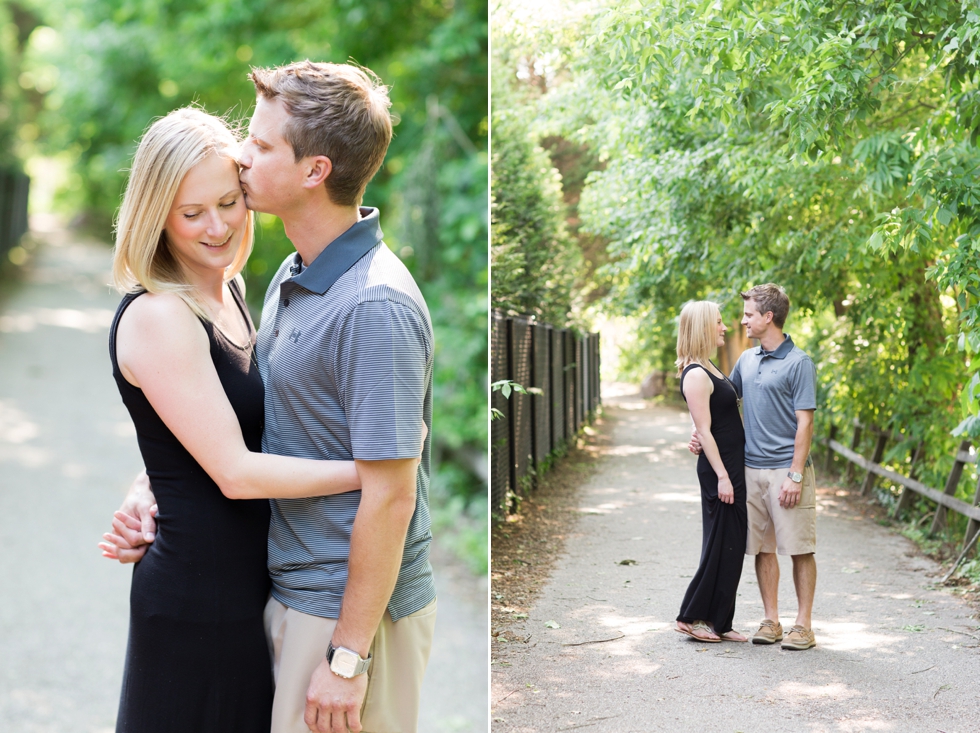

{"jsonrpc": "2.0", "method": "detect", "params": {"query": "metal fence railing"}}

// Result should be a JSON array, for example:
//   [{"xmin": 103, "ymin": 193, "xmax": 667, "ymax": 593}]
[
  {"xmin": 0, "ymin": 168, "xmax": 29, "ymax": 260},
  {"xmin": 490, "ymin": 309, "xmax": 601, "ymax": 517}
]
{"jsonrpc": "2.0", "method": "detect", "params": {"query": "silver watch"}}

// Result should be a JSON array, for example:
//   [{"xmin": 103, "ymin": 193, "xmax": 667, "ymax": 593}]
[
  {"xmin": 787, "ymin": 471, "xmax": 803, "ymax": 483},
  {"xmin": 326, "ymin": 642, "xmax": 372, "ymax": 678}
]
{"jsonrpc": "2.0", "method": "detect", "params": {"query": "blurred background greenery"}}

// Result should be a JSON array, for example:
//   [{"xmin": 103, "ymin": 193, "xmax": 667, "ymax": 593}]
[{"xmin": 0, "ymin": 0, "xmax": 488, "ymax": 572}]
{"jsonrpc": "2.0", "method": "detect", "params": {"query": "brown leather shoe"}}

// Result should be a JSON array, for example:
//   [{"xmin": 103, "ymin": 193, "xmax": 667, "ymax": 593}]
[
  {"xmin": 781, "ymin": 625, "xmax": 816, "ymax": 650},
  {"xmin": 751, "ymin": 618, "xmax": 783, "ymax": 644}
]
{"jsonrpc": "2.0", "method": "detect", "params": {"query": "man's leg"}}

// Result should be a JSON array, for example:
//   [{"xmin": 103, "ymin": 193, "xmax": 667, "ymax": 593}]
[
  {"xmin": 745, "ymin": 467, "xmax": 782, "ymax": 640},
  {"xmin": 776, "ymin": 461, "xmax": 818, "ymax": 649},
  {"xmin": 772, "ymin": 460, "xmax": 817, "ymax": 631},
  {"xmin": 791, "ymin": 553, "xmax": 816, "ymax": 629},
  {"xmin": 755, "ymin": 551, "xmax": 780, "ymax": 622},
  {"xmin": 360, "ymin": 598, "xmax": 437, "ymax": 733},
  {"xmin": 265, "ymin": 596, "xmax": 339, "ymax": 733}
]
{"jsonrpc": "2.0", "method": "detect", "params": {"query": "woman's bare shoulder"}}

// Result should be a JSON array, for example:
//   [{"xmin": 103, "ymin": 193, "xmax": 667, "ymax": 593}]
[
  {"xmin": 681, "ymin": 363, "xmax": 713, "ymax": 398},
  {"xmin": 121, "ymin": 291, "xmax": 193, "ymax": 322},
  {"xmin": 117, "ymin": 292, "xmax": 203, "ymax": 348},
  {"xmin": 681, "ymin": 363, "xmax": 710, "ymax": 381}
]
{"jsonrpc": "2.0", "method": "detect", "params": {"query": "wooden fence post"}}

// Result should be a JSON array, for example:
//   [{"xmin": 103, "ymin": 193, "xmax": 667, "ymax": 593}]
[
  {"xmin": 860, "ymin": 431, "xmax": 888, "ymax": 496},
  {"xmin": 825, "ymin": 424, "xmax": 837, "ymax": 473},
  {"xmin": 845, "ymin": 422, "xmax": 862, "ymax": 485},
  {"xmin": 893, "ymin": 442, "xmax": 924, "ymax": 519},
  {"xmin": 964, "ymin": 473, "xmax": 980, "ymax": 554},
  {"xmin": 929, "ymin": 440, "xmax": 973, "ymax": 536},
  {"xmin": 825, "ymin": 418, "xmax": 980, "ymax": 560}
]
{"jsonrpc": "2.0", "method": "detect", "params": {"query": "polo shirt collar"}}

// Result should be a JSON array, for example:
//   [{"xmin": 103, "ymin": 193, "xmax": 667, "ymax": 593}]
[
  {"xmin": 289, "ymin": 207, "xmax": 383, "ymax": 295},
  {"xmin": 757, "ymin": 334, "xmax": 795, "ymax": 359}
]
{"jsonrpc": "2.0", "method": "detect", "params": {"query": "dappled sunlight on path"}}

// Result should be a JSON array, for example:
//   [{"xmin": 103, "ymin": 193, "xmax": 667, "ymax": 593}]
[{"xmin": 492, "ymin": 386, "xmax": 980, "ymax": 733}]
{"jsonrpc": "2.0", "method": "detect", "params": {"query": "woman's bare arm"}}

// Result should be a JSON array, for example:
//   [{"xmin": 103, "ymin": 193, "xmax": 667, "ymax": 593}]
[
  {"xmin": 115, "ymin": 292, "xmax": 360, "ymax": 501},
  {"xmin": 682, "ymin": 367, "xmax": 734, "ymax": 504}
]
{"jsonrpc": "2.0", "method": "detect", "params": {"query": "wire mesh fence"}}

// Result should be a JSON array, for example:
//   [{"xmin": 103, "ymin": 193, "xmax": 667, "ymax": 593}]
[{"xmin": 490, "ymin": 310, "xmax": 601, "ymax": 517}]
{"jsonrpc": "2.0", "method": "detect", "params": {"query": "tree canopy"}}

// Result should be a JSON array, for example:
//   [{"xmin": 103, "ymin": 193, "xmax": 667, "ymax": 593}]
[
  {"xmin": 494, "ymin": 0, "xmax": 980, "ymax": 518},
  {"xmin": 491, "ymin": 7, "xmax": 584, "ymax": 329}
]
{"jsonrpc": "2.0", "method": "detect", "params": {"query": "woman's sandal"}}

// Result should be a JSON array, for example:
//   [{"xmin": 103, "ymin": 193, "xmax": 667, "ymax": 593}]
[{"xmin": 675, "ymin": 620, "xmax": 721, "ymax": 643}]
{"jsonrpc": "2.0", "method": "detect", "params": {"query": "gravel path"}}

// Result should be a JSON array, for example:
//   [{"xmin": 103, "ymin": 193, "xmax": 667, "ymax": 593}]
[
  {"xmin": 0, "ymin": 218, "xmax": 487, "ymax": 733},
  {"xmin": 491, "ymin": 386, "xmax": 980, "ymax": 733}
]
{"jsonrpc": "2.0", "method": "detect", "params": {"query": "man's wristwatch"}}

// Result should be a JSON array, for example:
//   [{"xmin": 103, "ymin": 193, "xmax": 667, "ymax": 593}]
[
  {"xmin": 787, "ymin": 471, "xmax": 803, "ymax": 483},
  {"xmin": 326, "ymin": 642, "xmax": 372, "ymax": 679}
]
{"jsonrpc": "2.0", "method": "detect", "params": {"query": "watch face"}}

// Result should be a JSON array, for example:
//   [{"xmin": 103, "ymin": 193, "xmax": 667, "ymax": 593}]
[{"xmin": 330, "ymin": 647, "xmax": 359, "ymax": 678}]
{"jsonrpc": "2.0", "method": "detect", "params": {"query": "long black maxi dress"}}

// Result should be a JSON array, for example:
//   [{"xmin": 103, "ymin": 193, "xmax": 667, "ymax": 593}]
[
  {"xmin": 110, "ymin": 281, "xmax": 273, "ymax": 733},
  {"xmin": 676, "ymin": 363, "xmax": 748, "ymax": 635}
]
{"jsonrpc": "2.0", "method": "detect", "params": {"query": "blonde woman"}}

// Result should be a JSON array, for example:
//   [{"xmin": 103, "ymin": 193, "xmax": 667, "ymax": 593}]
[
  {"xmin": 674, "ymin": 301, "xmax": 749, "ymax": 643},
  {"xmin": 100, "ymin": 108, "xmax": 366, "ymax": 732}
]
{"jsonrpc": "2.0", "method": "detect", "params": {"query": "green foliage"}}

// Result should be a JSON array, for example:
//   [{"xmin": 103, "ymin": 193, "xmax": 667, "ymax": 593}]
[
  {"xmin": 0, "ymin": 0, "xmax": 40, "ymax": 170},
  {"xmin": 957, "ymin": 555, "xmax": 980, "ymax": 583},
  {"xmin": 490, "ymin": 10, "xmax": 583, "ymax": 328},
  {"xmin": 490, "ymin": 379, "xmax": 542, "ymax": 421},
  {"xmin": 495, "ymin": 0, "xmax": 980, "ymax": 516},
  {"xmin": 15, "ymin": 0, "xmax": 488, "ymax": 506},
  {"xmin": 431, "ymin": 490, "xmax": 488, "ymax": 576}
]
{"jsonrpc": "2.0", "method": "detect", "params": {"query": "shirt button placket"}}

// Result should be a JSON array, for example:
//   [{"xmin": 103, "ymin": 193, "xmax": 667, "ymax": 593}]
[{"xmin": 274, "ymin": 287, "xmax": 288, "ymax": 338}]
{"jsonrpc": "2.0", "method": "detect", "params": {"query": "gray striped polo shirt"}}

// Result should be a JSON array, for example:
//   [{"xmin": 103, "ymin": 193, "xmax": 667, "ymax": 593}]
[
  {"xmin": 729, "ymin": 334, "xmax": 817, "ymax": 469},
  {"xmin": 256, "ymin": 207, "xmax": 435, "ymax": 622}
]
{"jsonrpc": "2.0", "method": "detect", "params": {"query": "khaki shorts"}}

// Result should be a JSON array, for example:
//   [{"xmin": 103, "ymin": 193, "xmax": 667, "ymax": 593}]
[
  {"xmin": 745, "ymin": 459, "xmax": 816, "ymax": 556},
  {"xmin": 264, "ymin": 596, "xmax": 437, "ymax": 733}
]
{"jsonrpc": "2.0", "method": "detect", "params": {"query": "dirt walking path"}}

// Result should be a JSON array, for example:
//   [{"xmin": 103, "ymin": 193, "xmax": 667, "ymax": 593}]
[
  {"xmin": 491, "ymin": 386, "xmax": 980, "ymax": 733},
  {"xmin": 0, "ymin": 219, "xmax": 487, "ymax": 733}
]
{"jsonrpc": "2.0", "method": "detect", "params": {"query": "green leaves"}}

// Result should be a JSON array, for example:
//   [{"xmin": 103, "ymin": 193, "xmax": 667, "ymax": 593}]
[
  {"xmin": 490, "ymin": 380, "xmax": 543, "ymax": 400},
  {"xmin": 495, "ymin": 0, "xmax": 980, "ymax": 486},
  {"xmin": 490, "ymin": 35, "xmax": 583, "ymax": 328}
]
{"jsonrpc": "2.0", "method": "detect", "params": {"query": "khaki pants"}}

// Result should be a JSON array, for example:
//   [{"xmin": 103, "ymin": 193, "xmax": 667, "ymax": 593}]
[
  {"xmin": 264, "ymin": 596, "xmax": 437, "ymax": 733},
  {"xmin": 745, "ymin": 460, "xmax": 817, "ymax": 556}
]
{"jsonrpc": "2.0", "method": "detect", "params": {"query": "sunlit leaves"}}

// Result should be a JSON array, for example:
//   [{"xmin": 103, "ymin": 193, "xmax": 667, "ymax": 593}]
[{"xmin": 502, "ymin": 0, "xmax": 980, "ymax": 491}]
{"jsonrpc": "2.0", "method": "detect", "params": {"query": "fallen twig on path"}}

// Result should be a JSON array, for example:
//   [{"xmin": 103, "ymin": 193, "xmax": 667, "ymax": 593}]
[
  {"xmin": 557, "ymin": 714, "xmax": 622, "ymax": 731},
  {"xmin": 561, "ymin": 632, "xmax": 625, "ymax": 646},
  {"xmin": 494, "ymin": 688, "xmax": 520, "ymax": 704},
  {"xmin": 585, "ymin": 595, "xmax": 607, "ymax": 602},
  {"xmin": 937, "ymin": 627, "xmax": 980, "ymax": 641},
  {"xmin": 909, "ymin": 665, "xmax": 935, "ymax": 674}
]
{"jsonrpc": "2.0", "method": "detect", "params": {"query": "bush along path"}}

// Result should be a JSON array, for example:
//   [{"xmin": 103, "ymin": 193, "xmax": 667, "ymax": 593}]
[
  {"xmin": 0, "ymin": 218, "xmax": 486, "ymax": 733},
  {"xmin": 491, "ymin": 386, "xmax": 980, "ymax": 733}
]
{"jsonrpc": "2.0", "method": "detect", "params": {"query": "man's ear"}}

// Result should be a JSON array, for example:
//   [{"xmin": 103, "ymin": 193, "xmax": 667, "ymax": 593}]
[
  {"xmin": 303, "ymin": 155, "xmax": 332, "ymax": 189},
  {"xmin": 765, "ymin": 311, "xmax": 774, "ymax": 323}
]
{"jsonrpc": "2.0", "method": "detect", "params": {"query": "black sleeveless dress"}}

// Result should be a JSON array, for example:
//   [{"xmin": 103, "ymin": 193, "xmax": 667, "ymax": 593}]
[
  {"xmin": 677, "ymin": 363, "xmax": 748, "ymax": 635},
  {"xmin": 110, "ymin": 282, "xmax": 273, "ymax": 732}
]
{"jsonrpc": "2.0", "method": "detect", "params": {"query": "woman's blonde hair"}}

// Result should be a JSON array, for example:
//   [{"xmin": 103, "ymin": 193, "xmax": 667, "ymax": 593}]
[
  {"xmin": 112, "ymin": 107, "xmax": 253, "ymax": 320},
  {"xmin": 676, "ymin": 300, "xmax": 721, "ymax": 372}
]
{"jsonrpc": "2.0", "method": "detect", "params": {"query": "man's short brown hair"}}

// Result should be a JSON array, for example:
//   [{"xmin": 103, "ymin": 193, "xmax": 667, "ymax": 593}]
[
  {"xmin": 741, "ymin": 283, "xmax": 790, "ymax": 327},
  {"xmin": 249, "ymin": 60, "xmax": 392, "ymax": 207}
]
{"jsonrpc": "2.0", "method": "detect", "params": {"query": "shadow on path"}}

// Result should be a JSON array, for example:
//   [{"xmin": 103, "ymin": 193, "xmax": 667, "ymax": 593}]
[{"xmin": 492, "ymin": 385, "xmax": 980, "ymax": 733}]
